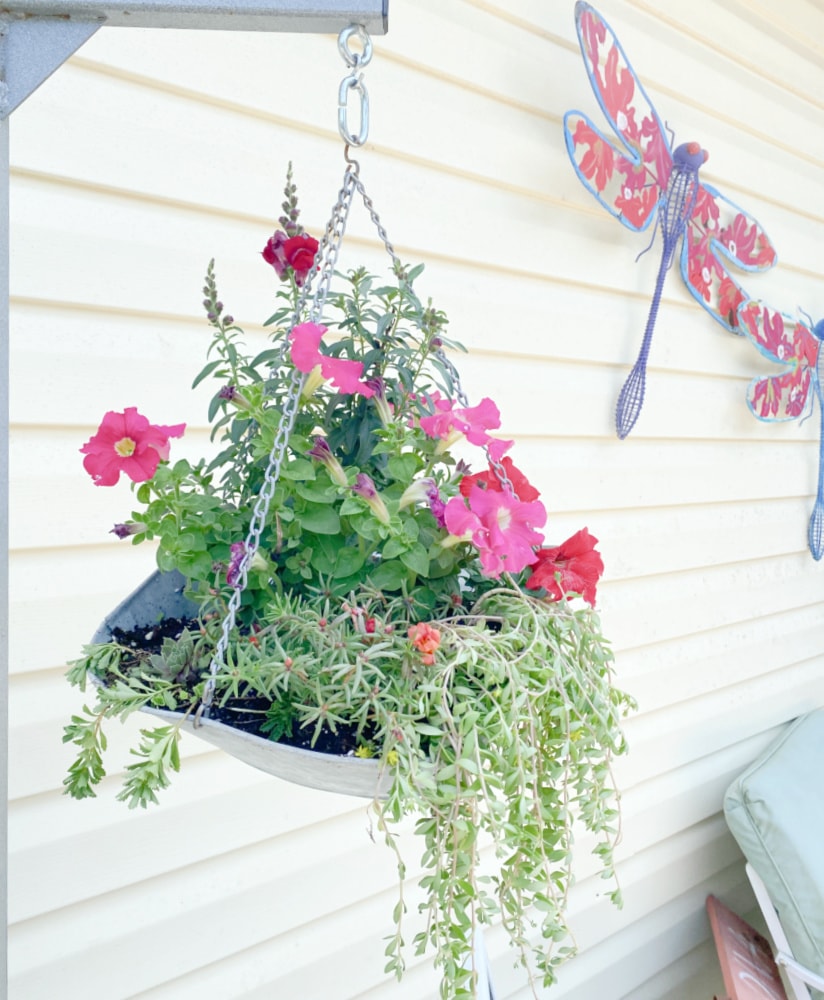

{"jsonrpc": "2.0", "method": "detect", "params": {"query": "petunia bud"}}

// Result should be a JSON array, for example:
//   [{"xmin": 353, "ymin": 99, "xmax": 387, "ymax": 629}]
[
  {"xmin": 218, "ymin": 384, "xmax": 252, "ymax": 411},
  {"xmin": 352, "ymin": 473, "xmax": 391, "ymax": 525},
  {"xmin": 364, "ymin": 377, "xmax": 393, "ymax": 427},
  {"xmin": 398, "ymin": 477, "xmax": 436, "ymax": 511},
  {"xmin": 307, "ymin": 436, "xmax": 349, "ymax": 488},
  {"xmin": 110, "ymin": 522, "xmax": 143, "ymax": 539}
]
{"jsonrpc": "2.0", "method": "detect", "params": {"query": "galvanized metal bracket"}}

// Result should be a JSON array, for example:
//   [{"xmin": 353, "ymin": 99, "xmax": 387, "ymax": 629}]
[
  {"xmin": 0, "ymin": 0, "xmax": 388, "ymax": 118},
  {"xmin": 0, "ymin": 15, "xmax": 101, "ymax": 118}
]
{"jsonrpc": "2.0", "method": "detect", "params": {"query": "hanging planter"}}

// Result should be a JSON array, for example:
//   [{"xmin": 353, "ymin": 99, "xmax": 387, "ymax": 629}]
[{"xmin": 62, "ymin": 26, "xmax": 634, "ymax": 1000}]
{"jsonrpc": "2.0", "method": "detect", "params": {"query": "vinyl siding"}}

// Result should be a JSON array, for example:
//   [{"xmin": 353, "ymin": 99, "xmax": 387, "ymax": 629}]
[{"xmin": 8, "ymin": 1, "xmax": 824, "ymax": 998}]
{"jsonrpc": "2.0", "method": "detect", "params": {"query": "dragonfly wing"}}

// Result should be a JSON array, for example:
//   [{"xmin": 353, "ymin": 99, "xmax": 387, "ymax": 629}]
[
  {"xmin": 680, "ymin": 182, "xmax": 777, "ymax": 332},
  {"xmin": 746, "ymin": 370, "xmax": 813, "ymax": 422},
  {"xmin": 564, "ymin": 111, "xmax": 661, "ymax": 232},
  {"xmin": 737, "ymin": 300, "xmax": 816, "ymax": 421},
  {"xmin": 572, "ymin": 1, "xmax": 673, "ymax": 190}
]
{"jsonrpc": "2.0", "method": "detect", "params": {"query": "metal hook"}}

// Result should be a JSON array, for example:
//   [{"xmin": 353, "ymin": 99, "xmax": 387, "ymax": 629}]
[
  {"xmin": 338, "ymin": 23, "xmax": 372, "ymax": 69},
  {"xmin": 343, "ymin": 144, "xmax": 361, "ymax": 172}
]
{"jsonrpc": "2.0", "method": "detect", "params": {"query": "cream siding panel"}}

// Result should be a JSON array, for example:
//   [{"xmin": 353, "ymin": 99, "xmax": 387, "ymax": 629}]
[{"xmin": 8, "ymin": 1, "xmax": 824, "ymax": 998}]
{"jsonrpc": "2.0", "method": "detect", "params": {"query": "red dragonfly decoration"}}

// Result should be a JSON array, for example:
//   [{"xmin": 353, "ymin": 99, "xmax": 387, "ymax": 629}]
[
  {"xmin": 564, "ymin": 2, "xmax": 777, "ymax": 438},
  {"xmin": 738, "ymin": 300, "xmax": 824, "ymax": 560}
]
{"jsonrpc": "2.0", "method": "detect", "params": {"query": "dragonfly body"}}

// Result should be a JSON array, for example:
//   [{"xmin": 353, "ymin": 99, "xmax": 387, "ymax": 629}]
[
  {"xmin": 808, "ymin": 325, "xmax": 824, "ymax": 559},
  {"xmin": 616, "ymin": 142, "xmax": 707, "ymax": 438},
  {"xmin": 564, "ymin": 1, "xmax": 776, "ymax": 437}
]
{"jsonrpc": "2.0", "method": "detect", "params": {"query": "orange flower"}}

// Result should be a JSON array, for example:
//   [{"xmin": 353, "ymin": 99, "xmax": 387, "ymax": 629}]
[{"xmin": 408, "ymin": 622, "xmax": 441, "ymax": 665}]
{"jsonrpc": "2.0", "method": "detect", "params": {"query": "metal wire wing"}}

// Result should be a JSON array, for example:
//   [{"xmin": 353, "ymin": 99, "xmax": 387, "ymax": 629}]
[
  {"xmin": 737, "ymin": 301, "xmax": 817, "ymax": 421},
  {"xmin": 681, "ymin": 187, "xmax": 778, "ymax": 334},
  {"xmin": 563, "ymin": 110, "xmax": 662, "ymax": 233},
  {"xmin": 570, "ymin": 1, "xmax": 672, "ymax": 185}
]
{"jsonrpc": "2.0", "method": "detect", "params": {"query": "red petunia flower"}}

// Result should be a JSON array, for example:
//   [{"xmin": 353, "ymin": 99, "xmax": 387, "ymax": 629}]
[
  {"xmin": 459, "ymin": 456, "xmax": 541, "ymax": 503},
  {"xmin": 525, "ymin": 528, "xmax": 604, "ymax": 606},
  {"xmin": 80, "ymin": 407, "xmax": 185, "ymax": 487}
]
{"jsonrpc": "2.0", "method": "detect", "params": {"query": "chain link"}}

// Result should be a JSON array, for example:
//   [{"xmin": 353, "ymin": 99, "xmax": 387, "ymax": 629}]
[
  {"xmin": 197, "ymin": 165, "xmax": 363, "ymax": 721},
  {"xmin": 337, "ymin": 24, "xmax": 372, "ymax": 147}
]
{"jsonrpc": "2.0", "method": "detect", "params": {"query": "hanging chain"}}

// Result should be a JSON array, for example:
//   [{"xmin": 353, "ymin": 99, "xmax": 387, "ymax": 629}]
[
  {"xmin": 337, "ymin": 24, "xmax": 372, "ymax": 147},
  {"xmin": 196, "ymin": 23, "xmax": 514, "ymax": 722},
  {"xmin": 197, "ymin": 26, "xmax": 385, "ymax": 723}
]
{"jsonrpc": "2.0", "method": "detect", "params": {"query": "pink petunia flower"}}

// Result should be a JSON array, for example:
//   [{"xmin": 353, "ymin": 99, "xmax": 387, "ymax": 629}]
[
  {"xmin": 289, "ymin": 322, "xmax": 375, "ymax": 397},
  {"xmin": 525, "ymin": 528, "xmax": 604, "ymax": 606},
  {"xmin": 419, "ymin": 394, "xmax": 501, "ymax": 449},
  {"xmin": 80, "ymin": 408, "xmax": 185, "ymax": 487},
  {"xmin": 444, "ymin": 484, "xmax": 546, "ymax": 578}
]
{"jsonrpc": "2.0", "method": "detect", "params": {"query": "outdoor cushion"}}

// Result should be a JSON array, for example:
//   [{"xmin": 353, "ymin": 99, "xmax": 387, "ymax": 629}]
[{"xmin": 724, "ymin": 710, "xmax": 824, "ymax": 992}]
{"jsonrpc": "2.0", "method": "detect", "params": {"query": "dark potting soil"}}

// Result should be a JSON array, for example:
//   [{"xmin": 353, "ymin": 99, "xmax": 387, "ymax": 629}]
[{"xmin": 110, "ymin": 617, "xmax": 367, "ymax": 757}]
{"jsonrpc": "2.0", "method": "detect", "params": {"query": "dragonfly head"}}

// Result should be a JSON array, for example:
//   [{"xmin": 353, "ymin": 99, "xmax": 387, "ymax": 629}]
[{"xmin": 673, "ymin": 141, "xmax": 708, "ymax": 171}]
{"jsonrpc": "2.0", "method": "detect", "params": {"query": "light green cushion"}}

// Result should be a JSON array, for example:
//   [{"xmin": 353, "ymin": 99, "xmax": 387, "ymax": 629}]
[{"xmin": 724, "ymin": 710, "xmax": 824, "ymax": 987}]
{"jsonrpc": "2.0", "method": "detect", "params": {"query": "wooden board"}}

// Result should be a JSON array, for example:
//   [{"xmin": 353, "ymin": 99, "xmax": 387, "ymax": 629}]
[{"xmin": 706, "ymin": 894, "xmax": 788, "ymax": 1000}]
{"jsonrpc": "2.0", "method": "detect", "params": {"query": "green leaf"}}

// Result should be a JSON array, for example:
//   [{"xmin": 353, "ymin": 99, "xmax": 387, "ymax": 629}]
[
  {"xmin": 387, "ymin": 454, "xmax": 420, "ymax": 482},
  {"xmin": 191, "ymin": 359, "xmax": 223, "ymax": 389},
  {"xmin": 298, "ymin": 504, "xmax": 341, "ymax": 535},
  {"xmin": 333, "ymin": 547, "xmax": 366, "ymax": 579},
  {"xmin": 280, "ymin": 458, "xmax": 316, "ymax": 481},
  {"xmin": 382, "ymin": 537, "xmax": 409, "ymax": 560},
  {"xmin": 400, "ymin": 544, "xmax": 429, "ymax": 577},
  {"xmin": 369, "ymin": 560, "xmax": 407, "ymax": 591}
]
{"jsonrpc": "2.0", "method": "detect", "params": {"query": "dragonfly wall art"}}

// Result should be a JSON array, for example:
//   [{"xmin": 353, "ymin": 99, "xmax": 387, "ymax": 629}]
[
  {"xmin": 738, "ymin": 300, "xmax": 824, "ymax": 561},
  {"xmin": 564, "ymin": 1, "xmax": 777, "ymax": 439}
]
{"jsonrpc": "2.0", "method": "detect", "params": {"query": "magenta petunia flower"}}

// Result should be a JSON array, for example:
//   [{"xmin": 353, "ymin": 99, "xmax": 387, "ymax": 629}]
[
  {"xmin": 289, "ymin": 322, "xmax": 375, "ymax": 398},
  {"xmin": 80, "ymin": 408, "xmax": 185, "ymax": 487},
  {"xmin": 525, "ymin": 528, "xmax": 604, "ymax": 606},
  {"xmin": 419, "ymin": 394, "xmax": 501, "ymax": 448},
  {"xmin": 444, "ymin": 484, "xmax": 546, "ymax": 578}
]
